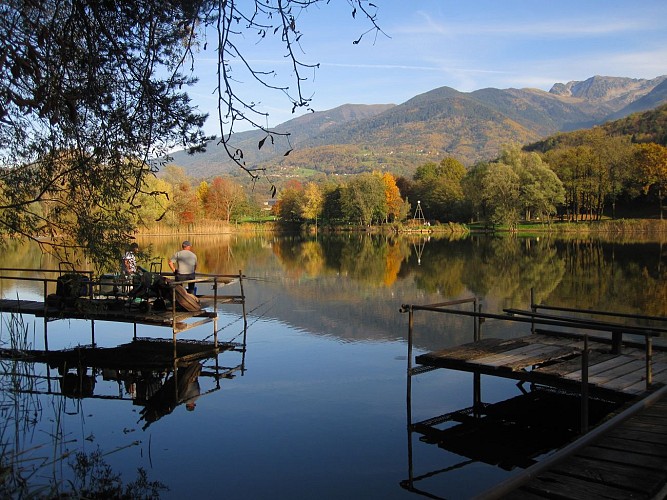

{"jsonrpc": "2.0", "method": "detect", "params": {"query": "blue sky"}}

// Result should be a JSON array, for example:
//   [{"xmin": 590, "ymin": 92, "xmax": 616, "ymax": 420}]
[{"xmin": 189, "ymin": 0, "xmax": 667, "ymax": 135}]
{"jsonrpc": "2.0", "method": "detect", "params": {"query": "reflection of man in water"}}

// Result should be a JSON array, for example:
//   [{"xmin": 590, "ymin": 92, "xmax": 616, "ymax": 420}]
[
  {"xmin": 182, "ymin": 378, "xmax": 201, "ymax": 411},
  {"xmin": 139, "ymin": 362, "xmax": 202, "ymax": 428}
]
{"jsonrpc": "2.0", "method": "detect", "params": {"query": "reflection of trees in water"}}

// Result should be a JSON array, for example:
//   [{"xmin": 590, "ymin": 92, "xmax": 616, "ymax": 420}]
[
  {"xmin": 274, "ymin": 234, "xmax": 413, "ymax": 287},
  {"xmin": 554, "ymin": 239, "xmax": 667, "ymax": 317},
  {"xmin": 409, "ymin": 238, "xmax": 470, "ymax": 298},
  {"xmin": 407, "ymin": 236, "xmax": 565, "ymax": 308},
  {"xmin": 460, "ymin": 236, "xmax": 565, "ymax": 308},
  {"xmin": 10, "ymin": 234, "xmax": 666, "ymax": 320}
]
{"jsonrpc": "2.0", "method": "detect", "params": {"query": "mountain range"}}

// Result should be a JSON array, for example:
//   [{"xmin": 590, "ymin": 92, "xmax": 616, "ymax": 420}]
[{"xmin": 168, "ymin": 75, "xmax": 667, "ymax": 180}]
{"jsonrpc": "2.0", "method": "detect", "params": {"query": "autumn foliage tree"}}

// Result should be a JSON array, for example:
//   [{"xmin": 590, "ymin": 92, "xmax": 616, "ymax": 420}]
[
  {"xmin": 633, "ymin": 143, "xmax": 667, "ymax": 219},
  {"xmin": 205, "ymin": 177, "xmax": 246, "ymax": 223}
]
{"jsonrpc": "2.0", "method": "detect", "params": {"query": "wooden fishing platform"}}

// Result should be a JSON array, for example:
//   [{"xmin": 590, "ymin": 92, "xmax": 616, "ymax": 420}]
[
  {"xmin": 401, "ymin": 297, "xmax": 667, "ymax": 499},
  {"xmin": 0, "ymin": 297, "xmax": 219, "ymax": 333},
  {"xmin": 416, "ymin": 331, "xmax": 667, "ymax": 398},
  {"xmin": 0, "ymin": 268, "xmax": 247, "ymax": 338}
]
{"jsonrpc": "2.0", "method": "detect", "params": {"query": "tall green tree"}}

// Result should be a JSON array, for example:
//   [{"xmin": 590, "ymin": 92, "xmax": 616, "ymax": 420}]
[
  {"xmin": 412, "ymin": 157, "xmax": 466, "ymax": 222},
  {"xmin": 0, "ymin": 0, "xmax": 210, "ymax": 266},
  {"xmin": 340, "ymin": 173, "xmax": 386, "ymax": 226},
  {"xmin": 499, "ymin": 145, "xmax": 564, "ymax": 222},
  {"xmin": 480, "ymin": 163, "xmax": 521, "ymax": 228},
  {"xmin": 276, "ymin": 180, "xmax": 305, "ymax": 223}
]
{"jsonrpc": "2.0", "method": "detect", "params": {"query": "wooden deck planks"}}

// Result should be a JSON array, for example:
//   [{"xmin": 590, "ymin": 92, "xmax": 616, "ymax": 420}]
[
  {"xmin": 504, "ymin": 399, "xmax": 667, "ymax": 499},
  {"xmin": 416, "ymin": 333, "xmax": 662, "ymax": 397},
  {"xmin": 0, "ymin": 297, "xmax": 217, "ymax": 330},
  {"xmin": 474, "ymin": 343, "xmax": 578, "ymax": 370},
  {"xmin": 549, "ymin": 455, "xmax": 666, "ymax": 496}
]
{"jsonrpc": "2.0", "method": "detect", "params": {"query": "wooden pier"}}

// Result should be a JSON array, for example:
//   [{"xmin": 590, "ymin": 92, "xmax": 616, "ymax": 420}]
[
  {"xmin": 478, "ymin": 385, "xmax": 667, "ymax": 499},
  {"xmin": 400, "ymin": 297, "xmax": 667, "ymax": 499},
  {"xmin": 416, "ymin": 330, "xmax": 667, "ymax": 398},
  {"xmin": 0, "ymin": 268, "xmax": 250, "ymax": 429},
  {"xmin": 0, "ymin": 267, "xmax": 247, "ymax": 344}
]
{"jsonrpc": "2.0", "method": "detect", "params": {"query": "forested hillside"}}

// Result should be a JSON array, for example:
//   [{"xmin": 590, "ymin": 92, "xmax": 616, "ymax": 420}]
[
  {"xmin": 167, "ymin": 75, "xmax": 667, "ymax": 180},
  {"xmin": 145, "ymin": 103, "xmax": 667, "ymax": 232}
]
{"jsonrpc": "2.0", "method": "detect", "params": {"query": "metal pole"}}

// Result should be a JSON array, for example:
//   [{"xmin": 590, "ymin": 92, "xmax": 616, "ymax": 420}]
[
  {"xmin": 43, "ymin": 278, "xmax": 49, "ymax": 351},
  {"xmin": 581, "ymin": 334, "xmax": 589, "ymax": 434},
  {"xmin": 473, "ymin": 298, "xmax": 479, "ymax": 342},
  {"xmin": 646, "ymin": 335, "xmax": 653, "ymax": 389},
  {"xmin": 213, "ymin": 277, "xmax": 218, "ymax": 348},
  {"xmin": 172, "ymin": 286, "xmax": 177, "ymax": 343},
  {"xmin": 530, "ymin": 288, "xmax": 536, "ymax": 334},
  {"xmin": 406, "ymin": 306, "xmax": 414, "ymax": 489},
  {"xmin": 239, "ymin": 270, "xmax": 247, "ymax": 329}
]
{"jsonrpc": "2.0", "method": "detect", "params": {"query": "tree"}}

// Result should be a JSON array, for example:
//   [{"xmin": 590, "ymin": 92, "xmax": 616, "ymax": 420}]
[
  {"xmin": 462, "ymin": 162, "xmax": 490, "ymax": 223},
  {"xmin": 412, "ymin": 157, "xmax": 466, "ymax": 222},
  {"xmin": 1, "ymin": 0, "xmax": 211, "ymax": 266},
  {"xmin": 340, "ymin": 173, "xmax": 386, "ymax": 225},
  {"xmin": 133, "ymin": 175, "xmax": 173, "ymax": 229},
  {"xmin": 544, "ymin": 146, "xmax": 590, "ymax": 221},
  {"xmin": 275, "ymin": 180, "xmax": 304, "ymax": 223},
  {"xmin": 301, "ymin": 182, "xmax": 324, "ymax": 226},
  {"xmin": 381, "ymin": 172, "xmax": 409, "ymax": 223},
  {"xmin": 205, "ymin": 177, "xmax": 246, "ymax": 223},
  {"xmin": 481, "ymin": 163, "xmax": 521, "ymax": 228},
  {"xmin": 498, "ymin": 145, "xmax": 564, "ymax": 222},
  {"xmin": 161, "ymin": 166, "xmax": 198, "ymax": 228},
  {"xmin": 633, "ymin": 143, "xmax": 667, "ymax": 219},
  {"xmin": 0, "ymin": 0, "xmax": 381, "ymax": 266}
]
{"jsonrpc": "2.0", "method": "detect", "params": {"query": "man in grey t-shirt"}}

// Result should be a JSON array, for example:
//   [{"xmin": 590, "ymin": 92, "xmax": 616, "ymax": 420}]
[{"xmin": 169, "ymin": 240, "xmax": 198, "ymax": 294}]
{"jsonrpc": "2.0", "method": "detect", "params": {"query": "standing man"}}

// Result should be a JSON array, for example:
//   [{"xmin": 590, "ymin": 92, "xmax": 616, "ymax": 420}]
[{"xmin": 168, "ymin": 240, "xmax": 197, "ymax": 294}]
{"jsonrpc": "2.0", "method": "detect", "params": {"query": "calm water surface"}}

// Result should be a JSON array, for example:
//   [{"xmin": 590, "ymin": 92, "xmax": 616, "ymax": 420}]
[{"xmin": 1, "ymin": 233, "xmax": 665, "ymax": 499}]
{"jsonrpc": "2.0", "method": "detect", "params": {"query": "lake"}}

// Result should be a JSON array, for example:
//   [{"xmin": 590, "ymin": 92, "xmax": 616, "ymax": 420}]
[{"xmin": 1, "ymin": 232, "xmax": 665, "ymax": 499}]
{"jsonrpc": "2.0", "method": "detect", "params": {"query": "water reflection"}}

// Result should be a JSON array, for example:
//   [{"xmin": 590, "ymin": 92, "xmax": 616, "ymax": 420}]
[
  {"xmin": 3, "ymin": 233, "xmax": 666, "ymax": 323},
  {"xmin": 402, "ymin": 383, "xmax": 623, "ymax": 499},
  {"xmin": 1, "ymin": 232, "xmax": 665, "ymax": 498},
  {"xmin": 2, "ymin": 336, "xmax": 245, "ymax": 419}
]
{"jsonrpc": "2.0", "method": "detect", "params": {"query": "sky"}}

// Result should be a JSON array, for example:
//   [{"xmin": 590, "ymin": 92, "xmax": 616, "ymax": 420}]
[{"xmin": 188, "ymin": 0, "xmax": 667, "ymax": 136}]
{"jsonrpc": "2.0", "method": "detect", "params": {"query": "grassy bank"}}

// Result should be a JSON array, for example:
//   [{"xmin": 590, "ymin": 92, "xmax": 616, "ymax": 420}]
[{"xmin": 137, "ymin": 218, "xmax": 666, "ymax": 238}]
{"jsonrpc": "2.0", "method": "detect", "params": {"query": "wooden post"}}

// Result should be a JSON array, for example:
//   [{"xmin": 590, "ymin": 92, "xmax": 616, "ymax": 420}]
[
  {"xmin": 478, "ymin": 302, "xmax": 484, "ymax": 339},
  {"xmin": 611, "ymin": 329, "xmax": 622, "ymax": 354}
]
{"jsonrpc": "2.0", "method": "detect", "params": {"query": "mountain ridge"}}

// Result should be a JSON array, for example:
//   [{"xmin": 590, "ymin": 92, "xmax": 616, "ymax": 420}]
[{"xmin": 168, "ymin": 75, "xmax": 667, "ymax": 179}]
